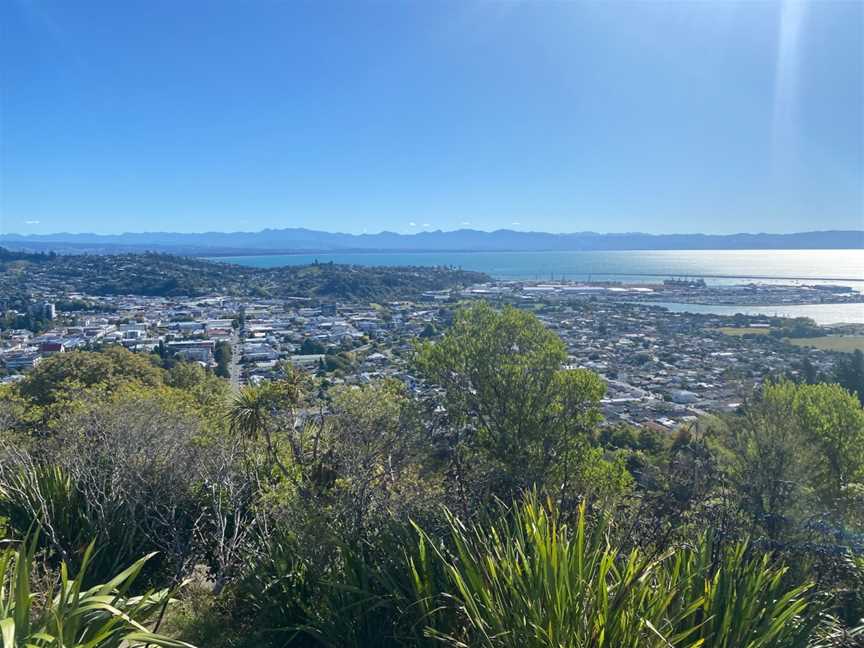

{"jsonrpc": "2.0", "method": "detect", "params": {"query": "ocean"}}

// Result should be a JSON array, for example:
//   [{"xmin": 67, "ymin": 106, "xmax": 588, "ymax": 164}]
[
  {"xmin": 209, "ymin": 249, "xmax": 863, "ymax": 285},
  {"xmin": 643, "ymin": 302, "xmax": 864, "ymax": 327},
  {"xmin": 206, "ymin": 249, "xmax": 864, "ymax": 324}
]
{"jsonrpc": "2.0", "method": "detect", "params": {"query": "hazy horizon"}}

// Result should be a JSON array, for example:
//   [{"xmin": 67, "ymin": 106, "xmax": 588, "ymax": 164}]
[{"xmin": 3, "ymin": 225, "xmax": 864, "ymax": 239}]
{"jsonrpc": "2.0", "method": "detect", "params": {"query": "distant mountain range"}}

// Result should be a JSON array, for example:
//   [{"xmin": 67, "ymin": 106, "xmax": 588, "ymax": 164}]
[{"xmin": 1, "ymin": 228, "xmax": 862, "ymax": 255}]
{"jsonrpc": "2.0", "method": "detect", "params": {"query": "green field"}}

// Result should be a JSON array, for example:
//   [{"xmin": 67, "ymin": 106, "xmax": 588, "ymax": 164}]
[
  {"xmin": 715, "ymin": 326, "xmax": 773, "ymax": 337},
  {"xmin": 787, "ymin": 336, "xmax": 864, "ymax": 353}
]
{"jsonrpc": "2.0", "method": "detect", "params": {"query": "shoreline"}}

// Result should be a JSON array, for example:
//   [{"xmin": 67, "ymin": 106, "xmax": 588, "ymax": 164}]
[
  {"xmin": 639, "ymin": 301, "xmax": 864, "ymax": 326},
  {"xmin": 205, "ymin": 251, "xmax": 864, "ymax": 285}
]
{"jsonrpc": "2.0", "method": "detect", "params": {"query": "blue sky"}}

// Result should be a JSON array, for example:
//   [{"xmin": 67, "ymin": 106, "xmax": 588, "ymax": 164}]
[{"xmin": 1, "ymin": 0, "xmax": 861, "ymax": 235}]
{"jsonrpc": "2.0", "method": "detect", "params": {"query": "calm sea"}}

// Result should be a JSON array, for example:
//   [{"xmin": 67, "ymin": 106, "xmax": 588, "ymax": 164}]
[{"xmin": 206, "ymin": 249, "xmax": 864, "ymax": 324}]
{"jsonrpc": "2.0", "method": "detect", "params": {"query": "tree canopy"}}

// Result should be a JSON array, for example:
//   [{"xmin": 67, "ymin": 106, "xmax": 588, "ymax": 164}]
[
  {"xmin": 17, "ymin": 346, "xmax": 163, "ymax": 407},
  {"xmin": 415, "ymin": 302, "xmax": 606, "ymax": 494}
]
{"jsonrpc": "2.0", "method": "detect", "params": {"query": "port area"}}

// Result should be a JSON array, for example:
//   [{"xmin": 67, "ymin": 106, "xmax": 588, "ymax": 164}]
[{"xmin": 462, "ymin": 279, "xmax": 864, "ymax": 308}]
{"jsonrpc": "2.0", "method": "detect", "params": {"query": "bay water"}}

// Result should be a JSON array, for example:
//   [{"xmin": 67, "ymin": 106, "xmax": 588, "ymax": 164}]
[{"xmin": 207, "ymin": 249, "xmax": 864, "ymax": 323}]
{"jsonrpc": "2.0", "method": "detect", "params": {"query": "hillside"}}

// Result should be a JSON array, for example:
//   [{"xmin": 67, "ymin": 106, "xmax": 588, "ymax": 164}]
[{"xmin": 0, "ymin": 248, "xmax": 487, "ymax": 301}]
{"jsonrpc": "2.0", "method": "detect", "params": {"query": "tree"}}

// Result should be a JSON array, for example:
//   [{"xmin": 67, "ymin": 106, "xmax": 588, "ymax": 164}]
[
  {"xmin": 794, "ymin": 382, "xmax": 864, "ymax": 511},
  {"xmin": 720, "ymin": 380, "xmax": 864, "ymax": 537},
  {"xmin": 415, "ymin": 302, "xmax": 605, "ymax": 498},
  {"xmin": 300, "ymin": 338, "xmax": 326, "ymax": 355},
  {"xmin": 228, "ymin": 384, "xmax": 277, "ymax": 442},
  {"xmin": 17, "ymin": 346, "xmax": 162, "ymax": 407},
  {"xmin": 800, "ymin": 357, "xmax": 819, "ymax": 384},
  {"xmin": 724, "ymin": 382, "xmax": 813, "ymax": 538},
  {"xmin": 228, "ymin": 369, "xmax": 307, "ymax": 479},
  {"xmin": 166, "ymin": 361, "xmax": 230, "ymax": 413},
  {"xmin": 835, "ymin": 349, "xmax": 864, "ymax": 406},
  {"xmin": 419, "ymin": 322, "xmax": 437, "ymax": 338},
  {"xmin": 214, "ymin": 340, "xmax": 232, "ymax": 378},
  {"xmin": 319, "ymin": 380, "xmax": 429, "ymax": 540},
  {"xmin": 166, "ymin": 361, "xmax": 209, "ymax": 391}
]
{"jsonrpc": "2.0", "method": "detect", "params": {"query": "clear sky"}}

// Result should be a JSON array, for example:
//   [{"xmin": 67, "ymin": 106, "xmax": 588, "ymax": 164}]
[{"xmin": 1, "ymin": 0, "xmax": 862, "ymax": 235}]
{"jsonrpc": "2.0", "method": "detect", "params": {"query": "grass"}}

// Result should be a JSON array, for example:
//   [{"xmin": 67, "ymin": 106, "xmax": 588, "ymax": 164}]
[
  {"xmin": 715, "ymin": 327, "xmax": 773, "ymax": 337},
  {"xmin": 786, "ymin": 336, "xmax": 864, "ymax": 353}
]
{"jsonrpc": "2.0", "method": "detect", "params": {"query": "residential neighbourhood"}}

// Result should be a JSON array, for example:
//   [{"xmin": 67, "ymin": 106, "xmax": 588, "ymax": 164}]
[{"xmin": 2, "ymin": 279, "xmax": 855, "ymax": 431}]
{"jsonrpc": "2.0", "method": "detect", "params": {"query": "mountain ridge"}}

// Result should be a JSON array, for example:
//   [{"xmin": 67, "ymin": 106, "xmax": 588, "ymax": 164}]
[{"xmin": 1, "ymin": 227, "xmax": 862, "ymax": 254}]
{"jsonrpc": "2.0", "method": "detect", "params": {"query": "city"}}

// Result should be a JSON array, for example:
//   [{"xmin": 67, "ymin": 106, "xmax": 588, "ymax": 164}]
[
  {"xmin": 1, "ymin": 0, "xmax": 862, "ymax": 644},
  {"xmin": 4, "ymin": 274, "xmax": 859, "ymax": 432}
]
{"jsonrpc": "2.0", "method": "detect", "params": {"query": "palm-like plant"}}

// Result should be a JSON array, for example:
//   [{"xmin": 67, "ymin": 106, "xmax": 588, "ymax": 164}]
[
  {"xmin": 0, "ymin": 535, "xmax": 196, "ymax": 648},
  {"xmin": 228, "ymin": 383, "xmax": 276, "ymax": 441},
  {"xmin": 228, "ymin": 373, "xmax": 305, "ymax": 439},
  {"xmin": 228, "ymin": 377, "xmax": 305, "ymax": 481}
]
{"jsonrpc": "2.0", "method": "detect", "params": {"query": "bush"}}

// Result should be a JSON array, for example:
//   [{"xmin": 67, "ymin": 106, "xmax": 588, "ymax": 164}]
[
  {"xmin": 246, "ymin": 494, "xmax": 820, "ymax": 648},
  {"xmin": 412, "ymin": 494, "xmax": 818, "ymax": 648},
  {"xmin": 0, "ymin": 534, "xmax": 195, "ymax": 647}
]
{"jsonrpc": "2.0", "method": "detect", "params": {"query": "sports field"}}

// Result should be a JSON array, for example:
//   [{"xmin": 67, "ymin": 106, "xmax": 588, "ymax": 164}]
[{"xmin": 786, "ymin": 336, "xmax": 864, "ymax": 353}]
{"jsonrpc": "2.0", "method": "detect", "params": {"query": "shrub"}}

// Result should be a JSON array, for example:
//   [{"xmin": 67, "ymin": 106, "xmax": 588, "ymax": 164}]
[{"xmin": 0, "ymin": 534, "xmax": 195, "ymax": 647}]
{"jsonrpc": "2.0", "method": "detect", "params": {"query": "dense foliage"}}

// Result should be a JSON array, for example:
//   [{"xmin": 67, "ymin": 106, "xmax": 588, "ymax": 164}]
[{"xmin": 0, "ymin": 303, "xmax": 862, "ymax": 647}]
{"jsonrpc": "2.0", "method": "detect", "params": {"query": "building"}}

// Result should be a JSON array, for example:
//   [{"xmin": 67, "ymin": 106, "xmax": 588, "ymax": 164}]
[
  {"xmin": 2, "ymin": 352, "xmax": 41, "ymax": 371},
  {"xmin": 38, "ymin": 341, "xmax": 65, "ymax": 355}
]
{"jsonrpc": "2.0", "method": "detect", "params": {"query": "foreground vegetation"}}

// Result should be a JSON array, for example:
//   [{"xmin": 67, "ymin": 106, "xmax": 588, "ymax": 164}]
[
  {"xmin": 0, "ymin": 302, "xmax": 862, "ymax": 646},
  {"xmin": 0, "ymin": 535, "xmax": 192, "ymax": 647}
]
